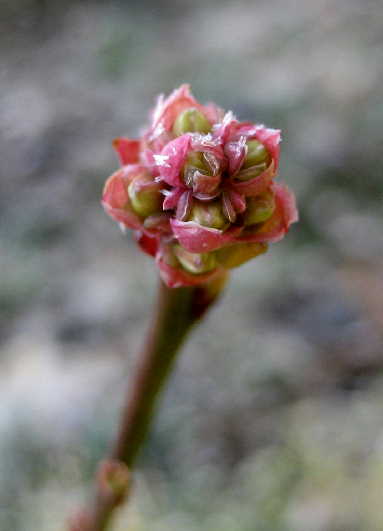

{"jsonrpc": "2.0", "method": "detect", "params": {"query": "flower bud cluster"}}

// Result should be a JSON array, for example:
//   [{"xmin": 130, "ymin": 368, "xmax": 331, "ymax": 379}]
[{"xmin": 102, "ymin": 85, "xmax": 298, "ymax": 287}]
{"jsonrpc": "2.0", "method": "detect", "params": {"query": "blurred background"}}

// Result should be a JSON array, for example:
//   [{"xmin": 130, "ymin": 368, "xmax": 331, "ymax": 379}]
[{"xmin": 1, "ymin": 0, "xmax": 383, "ymax": 529}]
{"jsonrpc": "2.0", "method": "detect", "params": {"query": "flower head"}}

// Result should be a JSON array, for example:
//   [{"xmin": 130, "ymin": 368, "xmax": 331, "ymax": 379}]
[{"xmin": 102, "ymin": 85, "xmax": 298, "ymax": 287}]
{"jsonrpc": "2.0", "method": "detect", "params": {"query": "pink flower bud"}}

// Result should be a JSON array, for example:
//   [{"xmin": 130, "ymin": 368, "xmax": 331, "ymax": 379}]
[{"xmin": 102, "ymin": 86, "xmax": 298, "ymax": 287}]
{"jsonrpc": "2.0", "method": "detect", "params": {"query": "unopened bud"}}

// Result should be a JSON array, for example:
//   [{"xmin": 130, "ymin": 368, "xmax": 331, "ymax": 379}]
[
  {"xmin": 235, "ymin": 140, "xmax": 271, "ymax": 181},
  {"xmin": 242, "ymin": 140, "xmax": 270, "ymax": 169},
  {"xmin": 173, "ymin": 108, "xmax": 212, "ymax": 136},
  {"xmin": 174, "ymin": 244, "xmax": 217, "ymax": 274},
  {"xmin": 216, "ymin": 242, "xmax": 268, "ymax": 268},
  {"xmin": 183, "ymin": 152, "xmax": 209, "ymax": 185},
  {"xmin": 244, "ymin": 191, "xmax": 275, "ymax": 226},
  {"xmin": 183, "ymin": 152, "xmax": 221, "ymax": 195},
  {"xmin": 188, "ymin": 200, "xmax": 229, "ymax": 231},
  {"xmin": 128, "ymin": 173, "xmax": 163, "ymax": 218}
]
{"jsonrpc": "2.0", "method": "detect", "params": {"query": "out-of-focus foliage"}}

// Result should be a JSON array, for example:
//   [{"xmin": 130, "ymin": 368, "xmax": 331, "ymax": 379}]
[{"xmin": 1, "ymin": 1, "xmax": 382, "ymax": 530}]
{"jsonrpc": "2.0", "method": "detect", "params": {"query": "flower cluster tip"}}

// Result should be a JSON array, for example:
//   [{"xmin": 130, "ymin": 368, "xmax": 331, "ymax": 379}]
[{"xmin": 102, "ymin": 85, "xmax": 298, "ymax": 287}]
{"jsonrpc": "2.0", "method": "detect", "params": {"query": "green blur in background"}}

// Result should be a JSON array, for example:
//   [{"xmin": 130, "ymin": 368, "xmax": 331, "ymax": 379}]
[{"xmin": 1, "ymin": 0, "xmax": 383, "ymax": 529}]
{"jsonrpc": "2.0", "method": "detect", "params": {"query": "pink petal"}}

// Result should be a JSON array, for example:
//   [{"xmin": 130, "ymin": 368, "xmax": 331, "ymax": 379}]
[
  {"xmin": 212, "ymin": 112, "xmax": 238, "ymax": 144},
  {"xmin": 227, "ymin": 189, "xmax": 246, "ymax": 213},
  {"xmin": 162, "ymin": 187, "xmax": 185, "ymax": 210},
  {"xmin": 158, "ymin": 134, "xmax": 191, "ymax": 186},
  {"xmin": 190, "ymin": 136, "xmax": 224, "ymax": 160},
  {"xmin": 134, "ymin": 230, "xmax": 159, "ymax": 257},
  {"xmin": 203, "ymin": 102, "xmax": 225, "ymax": 124},
  {"xmin": 171, "ymin": 219, "xmax": 241, "ymax": 253},
  {"xmin": 141, "ymin": 149, "xmax": 160, "ymax": 177},
  {"xmin": 101, "ymin": 166, "xmax": 145, "ymax": 230},
  {"xmin": 113, "ymin": 138, "xmax": 140, "ymax": 165},
  {"xmin": 176, "ymin": 190, "xmax": 193, "ymax": 221},
  {"xmin": 224, "ymin": 136, "xmax": 247, "ymax": 176},
  {"xmin": 274, "ymin": 181, "xmax": 299, "ymax": 226},
  {"xmin": 192, "ymin": 172, "xmax": 221, "ymax": 195}
]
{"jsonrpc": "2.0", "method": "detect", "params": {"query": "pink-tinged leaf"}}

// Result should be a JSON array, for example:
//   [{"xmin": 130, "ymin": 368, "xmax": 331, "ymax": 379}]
[
  {"xmin": 231, "ymin": 160, "xmax": 275, "ymax": 197},
  {"xmin": 170, "ymin": 219, "xmax": 241, "ymax": 253},
  {"xmin": 113, "ymin": 138, "xmax": 140, "ymax": 165},
  {"xmin": 176, "ymin": 190, "xmax": 193, "ymax": 221},
  {"xmin": 101, "ymin": 166, "xmax": 144, "ymax": 230},
  {"xmin": 134, "ymin": 230, "xmax": 159, "ymax": 257},
  {"xmin": 158, "ymin": 134, "xmax": 191, "ymax": 186},
  {"xmin": 156, "ymin": 250, "xmax": 222, "ymax": 288},
  {"xmin": 227, "ymin": 189, "xmax": 246, "ymax": 213},
  {"xmin": 222, "ymin": 192, "xmax": 237, "ymax": 223},
  {"xmin": 224, "ymin": 136, "xmax": 247, "ymax": 176},
  {"xmin": 238, "ymin": 183, "xmax": 298, "ymax": 244},
  {"xmin": 162, "ymin": 187, "xmax": 185, "ymax": 210}
]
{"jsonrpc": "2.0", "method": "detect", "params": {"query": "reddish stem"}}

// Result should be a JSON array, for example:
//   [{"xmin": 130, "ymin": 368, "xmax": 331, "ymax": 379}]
[{"xmin": 69, "ymin": 274, "xmax": 227, "ymax": 531}]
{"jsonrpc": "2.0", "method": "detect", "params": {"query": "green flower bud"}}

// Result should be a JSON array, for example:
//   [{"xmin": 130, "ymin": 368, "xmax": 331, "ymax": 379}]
[
  {"xmin": 244, "ymin": 191, "xmax": 275, "ymax": 226},
  {"xmin": 183, "ymin": 152, "xmax": 221, "ymax": 191},
  {"xmin": 235, "ymin": 162, "xmax": 269, "ymax": 181},
  {"xmin": 173, "ymin": 108, "xmax": 212, "ymax": 136},
  {"xmin": 242, "ymin": 139, "xmax": 270, "ymax": 169},
  {"xmin": 183, "ymin": 151, "xmax": 208, "ymax": 185},
  {"xmin": 174, "ymin": 244, "xmax": 217, "ymax": 275},
  {"xmin": 215, "ymin": 242, "xmax": 268, "ymax": 269},
  {"xmin": 188, "ymin": 200, "xmax": 229, "ymax": 231},
  {"xmin": 128, "ymin": 174, "xmax": 163, "ymax": 218}
]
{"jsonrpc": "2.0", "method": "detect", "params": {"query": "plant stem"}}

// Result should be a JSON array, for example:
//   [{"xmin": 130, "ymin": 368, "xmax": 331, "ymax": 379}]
[
  {"xmin": 112, "ymin": 281, "xmax": 200, "ymax": 466},
  {"xmin": 70, "ymin": 274, "xmax": 227, "ymax": 531}
]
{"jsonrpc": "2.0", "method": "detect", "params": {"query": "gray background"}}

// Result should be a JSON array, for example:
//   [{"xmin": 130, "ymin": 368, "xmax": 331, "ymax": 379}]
[{"xmin": 1, "ymin": 1, "xmax": 383, "ymax": 529}]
